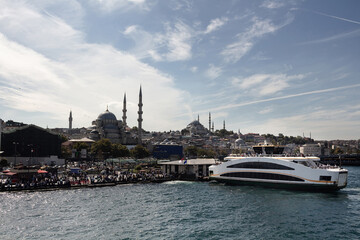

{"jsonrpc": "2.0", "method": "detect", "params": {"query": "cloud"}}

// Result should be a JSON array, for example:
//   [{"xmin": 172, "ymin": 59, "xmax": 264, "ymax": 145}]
[
  {"xmin": 123, "ymin": 20, "xmax": 193, "ymax": 62},
  {"xmin": 165, "ymin": 21, "xmax": 193, "ymax": 61},
  {"xmin": 250, "ymin": 107, "xmax": 360, "ymax": 139},
  {"xmin": 169, "ymin": 0, "xmax": 193, "ymax": 11},
  {"xmin": 261, "ymin": 0, "xmax": 285, "ymax": 9},
  {"xmin": 307, "ymin": 9, "xmax": 360, "ymax": 25},
  {"xmin": 204, "ymin": 17, "xmax": 228, "ymax": 34},
  {"xmin": 122, "ymin": 25, "xmax": 166, "ymax": 60},
  {"xmin": 197, "ymin": 83, "xmax": 360, "ymax": 114},
  {"xmin": 299, "ymin": 29, "xmax": 360, "ymax": 45},
  {"xmin": 89, "ymin": 0, "xmax": 149, "ymax": 13},
  {"xmin": 190, "ymin": 66, "xmax": 198, "ymax": 73},
  {"xmin": 0, "ymin": 1, "xmax": 190, "ymax": 130},
  {"xmin": 232, "ymin": 73, "xmax": 304, "ymax": 96},
  {"xmin": 221, "ymin": 16, "xmax": 292, "ymax": 63},
  {"xmin": 205, "ymin": 64, "xmax": 222, "ymax": 80},
  {"xmin": 258, "ymin": 107, "xmax": 273, "ymax": 114}
]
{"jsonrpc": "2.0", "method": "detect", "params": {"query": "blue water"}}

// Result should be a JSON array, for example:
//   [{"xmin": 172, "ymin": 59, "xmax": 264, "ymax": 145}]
[{"xmin": 1, "ymin": 166, "xmax": 360, "ymax": 240}]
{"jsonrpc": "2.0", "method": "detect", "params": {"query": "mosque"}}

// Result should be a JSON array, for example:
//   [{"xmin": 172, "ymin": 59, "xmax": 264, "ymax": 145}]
[{"xmin": 69, "ymin": 86, "xmax": 143, "ymax": 145}]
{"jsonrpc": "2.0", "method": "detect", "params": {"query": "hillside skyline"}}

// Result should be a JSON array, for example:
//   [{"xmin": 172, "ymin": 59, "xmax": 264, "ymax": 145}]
[{"xmin": 0, "ymin": 0, "xmax": 359, "ymax": 140}]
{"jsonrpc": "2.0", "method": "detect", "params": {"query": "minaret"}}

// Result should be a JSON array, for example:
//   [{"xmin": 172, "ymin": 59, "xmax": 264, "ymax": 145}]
[
  {"xmin": 122, "ymin": 93, "xmax": 127, "ymax": 144},
  {"xmin": 69, "ymin": 110, "xmax": 73, "ymax": 132},
  {"xmin": 197, "ymin": 114, "xmax": 200, "ymax": 122},
  {"xmin": 212, "ymin": 122, "xmax": 214, "ymax": 132},
  {"xmin": 223, "ymin": 120, "xmax": 225, "ymax": 130},
  {"xmin": 122, "ymin": 93, "xmax": 127, "ymax": 128},
  {"xmin": 209, "ymin": 112, "xmax": 211, "ymax": 132},
  {"xmin": 137, "ymin": 86, "xmax": 143, "ymax": 144}
]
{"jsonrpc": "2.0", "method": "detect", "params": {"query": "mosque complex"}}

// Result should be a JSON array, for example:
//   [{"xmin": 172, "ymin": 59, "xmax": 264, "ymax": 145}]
[
  {"xmin": 68, "ymin": 87, "xmax": 143, "ymax": 145},
  {"xmin": 67, "ymin": 86, "xmax": 226, "ymax": 145}
]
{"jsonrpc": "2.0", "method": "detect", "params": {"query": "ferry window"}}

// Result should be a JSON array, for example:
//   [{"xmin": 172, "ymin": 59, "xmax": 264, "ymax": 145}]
[
  {"xmin": 227, "ymin": 162, "xmax": 294, "ymax": 170},
  {"xmin": 297, "ymin": 161, "xmax": 310, "ymax": 167},
  {"xmin": 320, "ymin": 176, "xmax": 331, "ymax": 181},
  {"xmin": 221, "ymin": 172, "xmax": 304, "ymax": 182},
  {"xmin": 209, "ymin": 171, "xmax": 213, "ymax": 175}
]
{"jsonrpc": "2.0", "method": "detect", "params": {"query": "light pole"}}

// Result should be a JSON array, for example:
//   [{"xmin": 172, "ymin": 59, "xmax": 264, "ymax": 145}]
[{"xmin": 13, "ymin": 142, "xmax": 19, "ymax": 167}]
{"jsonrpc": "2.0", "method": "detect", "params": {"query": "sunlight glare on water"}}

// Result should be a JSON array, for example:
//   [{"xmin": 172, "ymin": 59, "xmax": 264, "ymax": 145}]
[{"xmin": 1, "ymin": 167, "xmax": 360, "ymax": 239}]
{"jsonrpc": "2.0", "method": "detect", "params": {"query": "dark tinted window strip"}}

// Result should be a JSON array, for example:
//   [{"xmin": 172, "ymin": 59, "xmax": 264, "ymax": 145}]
[
  {"xmin": 221, "ymin": 172, "xmax": 304, "ymax": 182},
  {"xmin": 227, "ymin": 162, "xmax": 294, "ymax": 170}
]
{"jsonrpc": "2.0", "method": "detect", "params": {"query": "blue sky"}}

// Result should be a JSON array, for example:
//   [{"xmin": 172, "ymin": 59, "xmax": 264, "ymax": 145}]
[{"xmin": 0, "ymin": 0, "xmax": 359, "ymax": 140}]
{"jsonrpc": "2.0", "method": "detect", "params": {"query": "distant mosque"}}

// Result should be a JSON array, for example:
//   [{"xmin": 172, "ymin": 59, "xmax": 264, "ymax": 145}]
[
  {"xmin": 69, "ymin": 86, "xmax": 143, "ymax": 145},
  {"xmin": 183, "ymin": 112, "xmax": 223, "ymax": 136}
]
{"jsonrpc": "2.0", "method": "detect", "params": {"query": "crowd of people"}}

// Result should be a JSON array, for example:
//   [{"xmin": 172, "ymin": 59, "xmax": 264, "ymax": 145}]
[{"xmin": 0, "ymin": 162, "xmax": 173, "ymax": 191}]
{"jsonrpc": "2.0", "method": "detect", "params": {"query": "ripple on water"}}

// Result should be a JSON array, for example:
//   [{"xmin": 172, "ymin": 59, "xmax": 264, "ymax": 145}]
[{"xmin": 1, "ymin": 167, "xmax": 360, "ymax": 239}]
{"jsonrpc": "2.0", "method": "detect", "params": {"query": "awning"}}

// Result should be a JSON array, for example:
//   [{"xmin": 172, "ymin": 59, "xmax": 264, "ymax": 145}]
[{"xmin": 5, "ymin": 172, "xmax": 17, "ymax": 176}]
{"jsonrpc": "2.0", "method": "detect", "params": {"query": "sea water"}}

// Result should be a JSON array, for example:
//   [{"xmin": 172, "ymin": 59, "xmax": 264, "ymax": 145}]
[{"xmin": 1, "ymin": 166, "xmax": 360, "ymax": 240}]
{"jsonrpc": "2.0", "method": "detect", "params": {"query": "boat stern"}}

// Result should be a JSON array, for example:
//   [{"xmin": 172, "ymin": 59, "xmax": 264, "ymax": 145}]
[{"xmin": 337, "ymin": 169, "xmax": 348, "ymax": 189}]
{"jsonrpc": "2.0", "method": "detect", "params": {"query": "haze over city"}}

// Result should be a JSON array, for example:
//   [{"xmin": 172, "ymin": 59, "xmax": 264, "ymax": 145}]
[{"xmin": 0, "ymin": 0, "xmax": 359, "ymax": 140}]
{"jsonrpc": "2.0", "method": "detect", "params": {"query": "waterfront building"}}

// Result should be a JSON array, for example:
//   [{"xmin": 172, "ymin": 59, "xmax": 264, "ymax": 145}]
[
  {"xmin": 300, "ymin": 143, "xmax": 322, "ymax": 156},
  {"xmin": 152, "ymin": 144, "xmax": 183, "ymax": 160},
  {"xmin": 158, "ymin": 158, "xmax": 217, "ymax": 179},
  {"xmin": 1, "ymin": 124, "xmax": 64, "ymax": 166}
]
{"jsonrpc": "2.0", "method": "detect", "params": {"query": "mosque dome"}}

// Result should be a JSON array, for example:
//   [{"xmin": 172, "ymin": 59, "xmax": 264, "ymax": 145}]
[
  {"xmin": 97, "ymin": 109, "xmax": 117, "ymax": 121},
  {"xmin": 185, "ymin": 120, "xmax": 208, "ymax": 135},
  {"xmin": 235, "ymin": 138, "xmax": 245, "ymax": 146}
]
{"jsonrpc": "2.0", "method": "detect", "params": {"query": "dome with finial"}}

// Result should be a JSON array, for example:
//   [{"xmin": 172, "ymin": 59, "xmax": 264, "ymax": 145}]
[{"xmin": 97, "ymin": 108, "xmax": 117, "ymax": 121}]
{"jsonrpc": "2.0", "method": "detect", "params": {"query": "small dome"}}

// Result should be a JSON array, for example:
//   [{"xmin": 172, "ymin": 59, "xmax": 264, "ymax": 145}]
[{"xmin": 97, "ymin": 109, "xmax": 117, "ymax": 121}]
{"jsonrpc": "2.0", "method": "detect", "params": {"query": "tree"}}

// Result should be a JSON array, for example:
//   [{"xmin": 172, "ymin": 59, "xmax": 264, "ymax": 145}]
[
  {"xmin": 130, "ymin": 145, "xmax": 150, "ymax": 159},
  {"xmin": 111, "ymin": 144, "xmax": 130, "ymax": 157},
  {"xmin": 332, "ymin": 147, "xmax": 344, "ymax": 155},
  {"xmin": 61, "ymin": 146, "xmax": 72, "ymax": 159},
  {"xmin": 73, "ymin": 142, "xmax": 89, "ymax": 151},
  {"xmin": 91, "ymin": 139, "xmax": 112, "ymax": 160},
  {"xmin": 184, "ymin": 146, "xmax": 198, "ymax": 157},
  {"xmin": 181, "ymin": 129, "xmax": 190, "ymax": 135}
]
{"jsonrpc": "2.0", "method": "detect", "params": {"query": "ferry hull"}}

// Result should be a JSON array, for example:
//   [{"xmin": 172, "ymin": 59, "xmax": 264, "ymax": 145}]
[{"xmin": 210, "ymin": 176, "xmax": 346, "ymax": 192}]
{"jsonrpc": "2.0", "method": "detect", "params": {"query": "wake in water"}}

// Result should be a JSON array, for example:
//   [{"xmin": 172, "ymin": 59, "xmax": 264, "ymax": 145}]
[{"xmin": 162, "ymin": 180, "xmax": 195, "ymax": 185}]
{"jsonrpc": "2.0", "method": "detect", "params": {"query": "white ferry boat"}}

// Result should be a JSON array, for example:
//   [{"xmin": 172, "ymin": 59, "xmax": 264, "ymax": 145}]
[{"xmin": 209, "ymin": 144, "xmax": 348, "ymax": 191}]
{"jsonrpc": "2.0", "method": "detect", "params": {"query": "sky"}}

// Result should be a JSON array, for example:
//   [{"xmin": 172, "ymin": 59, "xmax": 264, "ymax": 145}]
[{"xmin": 0, "ymin": 0, "xmax": 359, "ymax": 140}]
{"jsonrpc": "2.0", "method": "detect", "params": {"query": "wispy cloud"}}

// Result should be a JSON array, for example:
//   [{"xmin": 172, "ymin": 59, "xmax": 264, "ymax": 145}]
[
  {"xmin": 90, "ymin": 0, "xmax": 149, "ymax": 13},
  {"xmin": 250, "ymin": 106, "xmax": 360, "ymax": 139},
  {"xmin": 204, "ymin": 17, "xmax": 228, "ymax": 34},
  {"xmin": 201, "ymin": 83, "xmax": 360, "ymax": 114},
  {"xmin": 123, "ymin": 20, "xmax": 193, "ymax": 62},
  {"xmin": 258, "ymin": 106, "xmax": 273, "ymax": 114},
  {"xmin": 308, "ymin": 9, "xmax": 360, "ymax": 25},
  {"xmin": 165, "ymin": 21, "xmax": 193, "ymax": 61},
  {"xmin": 0, "ymin": 1, "xmax": 190, "ymax": 130},
  {"xmin": 232, "ymin": 73, "xmax": 304, "ymax": 96},
  {"xmin": 261, "ymin": 0, "xmax": 285, "ymax": 9},
  {"xmin": 221, "ymin": 16, "xmax": 291, "ymax": 63},
  {"xmin": 205, "ymin": 64, "xmax": 222, "ymax": 80},
  {"xmin": 299, "ymin": 29, "xmax": 360, "ymax": 45}
]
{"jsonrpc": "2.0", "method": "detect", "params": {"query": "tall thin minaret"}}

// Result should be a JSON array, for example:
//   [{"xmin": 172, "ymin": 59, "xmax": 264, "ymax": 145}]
[
  {"xmin": 122, "ymin": 93, "xmax": 127, "ymax": 144},
  {"xmin": 223, "ymin": 120, "xmax": 226, "ymax": 130},
  {"xmin": 122, "ymin": 93, "xmax": 127, "ymax": 128},
  {"xmin": 212, "ymin": 122, "xmax": 214, "ymax": 132},
  {"xmin": 197, "ymin": 114, "xmax": 200, "ymax": 122},
  {"xmin": 138, "ymin": 86, "xmax": 143, "ymax": 144},
  {"xmin": 208, "ymin": 112, "xmax": 211, "ymax": 131},
  {"xmin": 69, "ymin": 110, "xmax": 73, "ymax": 132}
]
